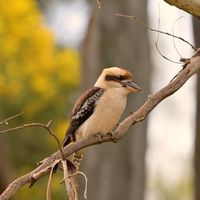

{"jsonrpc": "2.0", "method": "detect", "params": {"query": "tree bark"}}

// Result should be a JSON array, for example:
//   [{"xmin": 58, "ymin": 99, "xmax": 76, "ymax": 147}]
[
  {"xmin": 193, "ymin": 17, "xmax": 200, "ymax": 200},
  {"xmin": 81, "ymin": 1, "xmax": 151, "ymax": 199}
]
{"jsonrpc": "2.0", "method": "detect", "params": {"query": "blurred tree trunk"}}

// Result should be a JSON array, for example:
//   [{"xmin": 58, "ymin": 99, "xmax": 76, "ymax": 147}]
[
  {"xmin": 80, "ymin": 1, "xmax": 151, "ymax": 200},
  {"xmin": 193, "ymin": 17, "xmax": 200, "ymax": 200}
]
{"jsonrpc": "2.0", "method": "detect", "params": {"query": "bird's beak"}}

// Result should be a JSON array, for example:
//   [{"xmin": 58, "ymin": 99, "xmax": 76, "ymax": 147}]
[{"xmin": 121, "ymin": 80, "xmax": 142, "ymax": 93}]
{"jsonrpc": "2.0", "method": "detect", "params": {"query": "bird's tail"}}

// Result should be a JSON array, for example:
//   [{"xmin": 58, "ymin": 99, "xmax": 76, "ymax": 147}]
[
  {"xmin": 72, "ymin": 150, "xmax": 84, "ymax": 170},
  {"xmin": 63, "ymin": 126, "xmax": 76, "ymax": 147},
  {"xmin": 63, "ymin": 128, "xmax": 83, "ymax": 170}
]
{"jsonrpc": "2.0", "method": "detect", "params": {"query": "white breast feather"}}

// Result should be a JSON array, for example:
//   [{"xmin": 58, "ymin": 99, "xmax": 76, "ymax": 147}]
[{"xmin": 77, "ymin": 88, "xmax": 127, "ymax": 139}]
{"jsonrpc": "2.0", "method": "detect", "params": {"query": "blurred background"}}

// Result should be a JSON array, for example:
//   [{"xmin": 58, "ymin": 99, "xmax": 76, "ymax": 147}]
[{"xmin": 0, "ymin": 0, "xmax": 199, "ymax": 199}]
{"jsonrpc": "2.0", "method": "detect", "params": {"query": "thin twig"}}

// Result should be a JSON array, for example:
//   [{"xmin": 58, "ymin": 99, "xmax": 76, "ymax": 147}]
[
  {"xmin": 0, "ymin": 122, "xmax": 48, "ymax": 134},
  {"xmin": 172, "ymin": 16, "xmax": 185, "ymax": 58},
  {"xmin": 61, "ymin": 160, "xmax": 78, "ymax": 200},
  {"xmin": 61, "ymin": 160, "xmax": 71, "ymax": 198},
  {"xmin": 45, "ymin": 121, "xmax": 65, "ymax": 160},
  {"xmin": 116, "ymin": 13, "xmax": 197, "ymax": 51},
  {"xmin": 0, "ymin": 112, "xmax": 24, "ymax": 125},
  {"xmin": 46, "ymin": 160, "xmax": 59, "ymax": 200},
  {"xmin": 155, "ymin": 43, "xmax": 182, "ymax": 64},
  {"xmin": 69, "ymin": 171, "xmax": 88, "ymax": 200},
  {"xmin": 0, "ymin": 121, "xmax": 65, "ymax": 160},
  {"xmin": 155, "ymin": 9, "xmax": 182, "ymax": 64}
]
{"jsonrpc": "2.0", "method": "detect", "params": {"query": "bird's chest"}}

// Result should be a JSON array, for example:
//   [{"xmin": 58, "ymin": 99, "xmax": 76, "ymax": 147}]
[
  {"xmin": 96, "ymin": 94, "xmax": 126, "ymax": 120},
  {"xmin": 78, "ymin": 92, "xmax": 127, "ymax": 138}
]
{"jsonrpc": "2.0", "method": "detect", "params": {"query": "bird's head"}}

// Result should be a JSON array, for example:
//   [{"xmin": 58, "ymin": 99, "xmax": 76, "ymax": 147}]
[{"xmin": 94, "ymin": 67, "xmax": 142, "ymax": 94}]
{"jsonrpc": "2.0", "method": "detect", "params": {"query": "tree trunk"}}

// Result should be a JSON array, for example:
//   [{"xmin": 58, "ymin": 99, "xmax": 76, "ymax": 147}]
[
  {"xmin": 80, "ymin": 1, "xmax": 151, "ymax": 199},
  {"xmin": 193, "ymin": 17, "xmax": 200, "ymax": 200}
]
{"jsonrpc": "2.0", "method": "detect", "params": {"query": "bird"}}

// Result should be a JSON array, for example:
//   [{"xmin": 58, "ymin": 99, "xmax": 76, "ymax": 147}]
[{"xmin": 63, "ymin": 67, "xmax": 141, "ymax": 169}]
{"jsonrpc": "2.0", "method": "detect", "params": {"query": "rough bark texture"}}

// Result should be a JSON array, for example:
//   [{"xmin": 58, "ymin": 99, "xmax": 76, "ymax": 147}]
[
  {"xmin": 81, "ymin": 1, "xmax": 151, "ymax": 199},
  {"xmin": 164, "ymin": 0, "xmax": 200, "ymax": 18},
  {"xmin": 193, "ymin": 17, "xmax": 200, "ymax": 200}
]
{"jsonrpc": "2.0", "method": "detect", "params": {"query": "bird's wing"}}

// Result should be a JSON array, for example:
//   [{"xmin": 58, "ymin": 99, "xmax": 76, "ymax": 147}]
[{"xmin": 63, "ymin": 87, "xmax": 104, "ymax": 146}]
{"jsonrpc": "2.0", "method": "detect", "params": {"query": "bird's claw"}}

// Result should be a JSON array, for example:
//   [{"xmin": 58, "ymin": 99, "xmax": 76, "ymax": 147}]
[{"xmin": 106, "ymin": 132, "xmax": 118, "ymax": 143}]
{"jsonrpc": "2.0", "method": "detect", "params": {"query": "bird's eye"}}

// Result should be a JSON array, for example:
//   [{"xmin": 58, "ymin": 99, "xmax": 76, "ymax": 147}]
[{"xmin": 118, "ymin": 75, "xmax": 126, "ymax": 81}]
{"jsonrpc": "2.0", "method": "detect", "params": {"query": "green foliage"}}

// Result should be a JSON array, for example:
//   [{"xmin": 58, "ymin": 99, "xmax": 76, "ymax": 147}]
[{"xmin": 0, "ymin": 0, "xmax": 80, "ymax": 199}]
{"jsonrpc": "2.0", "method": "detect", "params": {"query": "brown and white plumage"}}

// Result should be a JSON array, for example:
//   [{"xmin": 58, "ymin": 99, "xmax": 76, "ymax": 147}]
[{"xmin": 63, "ymin": 67, "xmax": 141, "ymax": 168}]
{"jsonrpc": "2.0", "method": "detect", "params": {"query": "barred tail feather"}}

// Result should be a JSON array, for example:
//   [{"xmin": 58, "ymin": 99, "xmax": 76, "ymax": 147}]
[{"xmin": 73, "ymin": 151, "xmax": 83, "ymax": 170}]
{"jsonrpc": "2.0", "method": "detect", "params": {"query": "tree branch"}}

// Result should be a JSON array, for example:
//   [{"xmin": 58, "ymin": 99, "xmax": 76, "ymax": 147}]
[
  {"xmin": 0, "ymin": 121, "xmax": 65, "ymax": 159},
  {"xmin": 0, "ymin": 49, "xmax": 200, "ymax": 200},
  {"xmin": 0, "ymin": 112, "xmax": 24, "ymax": 126}
]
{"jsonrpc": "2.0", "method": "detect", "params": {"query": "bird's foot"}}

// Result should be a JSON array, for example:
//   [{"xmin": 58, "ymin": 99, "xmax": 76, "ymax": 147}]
[{"xmin": 106, "ymin": 132, "xmax": 118, "ymax": 143}]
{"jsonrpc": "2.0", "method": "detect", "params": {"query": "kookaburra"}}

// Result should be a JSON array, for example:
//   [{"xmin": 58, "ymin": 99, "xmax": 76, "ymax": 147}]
[{"xmin": 63, "ymin": 67, "xmax": 141, "ymax": 169}]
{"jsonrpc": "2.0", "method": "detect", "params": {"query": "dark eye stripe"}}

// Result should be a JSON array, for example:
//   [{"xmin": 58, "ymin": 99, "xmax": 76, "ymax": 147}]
[
  {"xmin": 118, "ymin": 75, "xmax": 127, "ymax": 80},
  {"xmin": 105, "ymin": 75, "xmax": 127, "ymax": 81}
]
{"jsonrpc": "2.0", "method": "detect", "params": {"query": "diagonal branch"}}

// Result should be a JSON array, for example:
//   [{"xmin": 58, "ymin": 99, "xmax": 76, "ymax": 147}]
[{"xmin": 0, "ymin": 49, "xmax": 200, "ymax": 200}]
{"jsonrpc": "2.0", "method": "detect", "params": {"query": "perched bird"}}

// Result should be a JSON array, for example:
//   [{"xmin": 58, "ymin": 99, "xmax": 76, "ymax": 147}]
[{"xmin": 63, "ymin": 67, "xmax": 141, "ymax": 169}]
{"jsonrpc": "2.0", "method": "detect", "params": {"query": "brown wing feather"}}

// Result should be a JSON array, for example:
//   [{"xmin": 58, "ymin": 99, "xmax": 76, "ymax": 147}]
[
  {"xmin": 71, "ymin": 87, "xmax": 101, "ymax": 116},
  {"xmin": 63, "ymin": 87, "xmax": 104, "ymax": 146}
]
